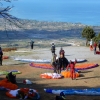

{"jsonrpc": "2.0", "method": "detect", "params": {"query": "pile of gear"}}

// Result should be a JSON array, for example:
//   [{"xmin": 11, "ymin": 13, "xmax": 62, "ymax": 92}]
[{"xmin": 0, "ymin": 72, "xmax": 40, "ymax": 100}]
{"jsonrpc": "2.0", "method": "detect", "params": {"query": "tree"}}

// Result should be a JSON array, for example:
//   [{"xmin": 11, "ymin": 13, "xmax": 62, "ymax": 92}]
[
  {"xmin": 93, "ymin": 33, "xmax": 100, "ymax": 43},
  {"xmin": 0, "ymin": 0, "xmax": 21, "ymax": 27},
  {"xmin": 0, "ymin": 0, "xmax": 23, "ymax": 38},
  {"xmin": 82, "ymin": 26, "xmax": 95, "ymax": 46}
]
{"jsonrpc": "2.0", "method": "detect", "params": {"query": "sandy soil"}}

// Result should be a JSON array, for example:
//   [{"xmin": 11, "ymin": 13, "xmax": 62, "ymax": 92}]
[{"xmin": 0, "ymin": 46, "xmax": 100, "ymax": 100}]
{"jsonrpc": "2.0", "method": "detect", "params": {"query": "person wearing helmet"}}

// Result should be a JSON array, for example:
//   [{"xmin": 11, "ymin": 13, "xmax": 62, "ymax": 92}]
[
  {"xmin": 59, "ymin": 47, "xmax": 65, "ymax": 56},
  {"xmin": 67, "ymin": 59, "xmax": 77, "ymax": 80},
  {"xmin": 51, "ymin": 43, "xmax": 55, "ymax": 55}
]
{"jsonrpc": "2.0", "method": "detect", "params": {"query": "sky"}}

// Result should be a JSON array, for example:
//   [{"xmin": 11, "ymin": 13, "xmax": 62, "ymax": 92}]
[{"xmin": 1, "ymin": 0, "xmax": 100, "ymax": 25}]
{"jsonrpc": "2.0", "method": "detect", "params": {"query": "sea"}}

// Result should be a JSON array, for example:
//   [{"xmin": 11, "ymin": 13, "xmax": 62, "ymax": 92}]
[{"xmin": 2, "ymin": 0, "xmax": 100, "ymax": 26}]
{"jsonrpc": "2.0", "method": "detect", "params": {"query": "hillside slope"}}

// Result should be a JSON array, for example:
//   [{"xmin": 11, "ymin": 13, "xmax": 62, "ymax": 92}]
[{"xmin": 0, "ymin": 18, "xmax": 100, "ymax": 40}]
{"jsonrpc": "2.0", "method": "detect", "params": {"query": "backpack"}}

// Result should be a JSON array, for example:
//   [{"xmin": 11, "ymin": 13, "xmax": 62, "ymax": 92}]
[
  {"xmin": 55, "ymin": 96, "xmax": 66, "ymax": 100},
  {"xmin": 52, "ymin": 45, "xmax": 55, "ymax": 50}
]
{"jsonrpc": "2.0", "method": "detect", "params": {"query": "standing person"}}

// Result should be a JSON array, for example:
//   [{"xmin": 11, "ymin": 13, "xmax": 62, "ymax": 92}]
[
  {"xmin": 51, "ymin": 43, "xmax": 55, "ymax": 55},
  {"xmin": 0, "ymin": 47, "xmax": 3, "ymax": 66},
  {"xmin": 67, "ymin": 59, "xmax": 77, "ymax": 80},
  {"xmin": 59, "ymin": 47, "xmax": 65, "ymax": 56},
  {"xmin": 30, "ymin": 39, "xmax": 34, "ymax": 49},
  {"xmin": 93, "ymin": 42, "xmax": 97, "ymax": 54},
  {"xmin": 98, "ymin": 41, "xmax": 100, "ymax": 51},
  {"xmin": 51, "ymin": 54, "xmax": 57, "ymax": 73},
  {"xmin": 59, "ymin": 54, "xmax": 69, "ymax": 73},
  {"xmin": 90, "ymin": 39, "xmax": 93, "ymax": 51}
]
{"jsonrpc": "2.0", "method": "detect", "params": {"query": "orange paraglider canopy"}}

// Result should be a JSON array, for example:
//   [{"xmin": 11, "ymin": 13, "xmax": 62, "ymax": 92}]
[
  {"xmin": 30, "ymin": 63, "xmax": 53, "ymax": 69},
  {"xmin": 30, "ymin": 63, "xmax": 98, "ymax": 70},
  {"xmin": 40, "ymin": 73, "xmax": 62, "ymax": 79},
  {"xmin": 75, "ymin": 63, "xmax": 98, "ymax": 70},
  {"xmin": 0, "ymin": 79, "xmax": 18, "ymax": 90},
  {"xmin": 61, "ymin": 71, "xmax": 79, "ymax": 78},
  {"xmin": 2, "ymin": 56, "xmax": 9, "ymax": 59}
]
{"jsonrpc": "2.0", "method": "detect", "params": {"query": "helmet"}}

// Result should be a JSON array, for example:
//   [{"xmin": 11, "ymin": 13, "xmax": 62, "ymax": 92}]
[
  {"xmin": 60, "ymin": 92, "xmax": 65, "ymax": 96},
  {"xmin": 52, "ymin": 42, "xmax": 54, "ymax": 45},
  {"xmin": 23, "ymin": 79, "xmax": 32, "ymax": 84}
]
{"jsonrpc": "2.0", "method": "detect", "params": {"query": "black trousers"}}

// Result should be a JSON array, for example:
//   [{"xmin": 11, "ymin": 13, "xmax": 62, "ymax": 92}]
[
  {"xmin": 52, "ymin": 51, "xmax": 55, "ymax": 55},
  {"xmin": 94, "ymin": 47, "xmax": 96, "ymax": 54},
  {"xmin": 31, "ymin": 44, "xmax": 33, "ymax": 49}
]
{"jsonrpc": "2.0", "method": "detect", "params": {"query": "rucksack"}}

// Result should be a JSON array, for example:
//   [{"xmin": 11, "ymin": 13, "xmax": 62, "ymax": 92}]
[
  {"xmin": 52, "ymin": 45, "xmax": 55, "ymax": 51},
  {"xmin": 55, "ymin": 96, "xmax": 65, "ymax": 100}
]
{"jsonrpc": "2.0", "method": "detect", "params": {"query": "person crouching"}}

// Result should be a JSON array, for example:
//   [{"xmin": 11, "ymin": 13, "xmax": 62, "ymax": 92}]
[
  {"xmin": 67, "ymin": 59, "xmax": 77, "ymax": 80},
  {"xmin": 6, "ymin": 72, "xmax": 17, "ymax": 84}
]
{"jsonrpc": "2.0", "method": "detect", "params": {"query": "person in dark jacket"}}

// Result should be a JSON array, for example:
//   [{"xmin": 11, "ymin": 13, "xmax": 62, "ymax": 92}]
[
  {"xmin": 0, "ymin": 47, "xmax": 3, "ymax": 66},
  {"xmin": 6, "ymin": 72, "xmax": 17, "ymax": 84},
  {"xmin": 58, "ymin": 54, "xmax": 69, "ymax": 73},
  {"xmin": 51, "ymin": 43, "xmax": 55, "ymax": 55},
  {"xmin": 30, "ymin": 40, "xmax": 34, "ymax": 49}
]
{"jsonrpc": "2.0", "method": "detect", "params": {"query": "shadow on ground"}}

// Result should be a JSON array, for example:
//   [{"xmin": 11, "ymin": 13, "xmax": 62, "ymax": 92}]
[{"xmin": 0, "ymin": 77, "xmax": 100, "ymax": 100}]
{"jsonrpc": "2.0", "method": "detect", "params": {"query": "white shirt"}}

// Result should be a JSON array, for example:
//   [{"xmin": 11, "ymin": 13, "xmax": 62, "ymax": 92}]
[{"xmin": 90, "ymin": 41, "xmax": 93, "ymax": 46}]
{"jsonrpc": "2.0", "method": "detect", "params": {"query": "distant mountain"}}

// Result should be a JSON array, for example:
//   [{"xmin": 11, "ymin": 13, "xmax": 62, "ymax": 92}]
[{"xmin": 0, "ymin": 18, "xmax": 100, "ymax": 40}]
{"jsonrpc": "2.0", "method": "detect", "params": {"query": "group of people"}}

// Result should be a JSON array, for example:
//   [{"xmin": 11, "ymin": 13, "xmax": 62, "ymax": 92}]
[
  {"xmin": 90, "ymin": 39, "xmax": 100, "ymax": 54},
  {"xmin": 51, "ymin": 43, "xmax": 68, "ymax": 74},
  {"xmin": 51, "ymin": 43, "xmax": 77, "ymax": 80},
  {"xmin": 51, "ymin": 43, "xmax": 77, "ymax": 100}
]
